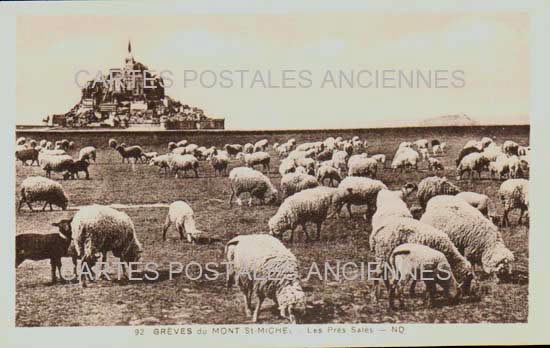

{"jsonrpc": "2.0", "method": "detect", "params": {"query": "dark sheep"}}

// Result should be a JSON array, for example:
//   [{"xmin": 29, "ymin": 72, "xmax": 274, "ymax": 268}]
[
  {"xmin": 16, "ymin": 218, "xmax": 77, "ymax": 284},
  {"xmin": 63, "ymin": 159, "xmax": 90, "ymax": 180},
  {"xmin": 431, "ymin": 139, "xmax": 441, "ymax": 147},
  {"xmin": 16, "ymin": 148, "xmax": 39, "ymax": 166},
  {"xmin": 455, "ymin": 147, "xmax": 482, "ymax": 166},
  {"xmin": 116, "ymin": 145, "xmax": 144, "ymax": 163}
]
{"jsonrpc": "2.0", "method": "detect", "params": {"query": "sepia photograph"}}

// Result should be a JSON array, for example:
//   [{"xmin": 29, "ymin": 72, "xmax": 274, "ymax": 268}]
[{"xmin": 3, "ymin": 1, "xmax": 550, "ymax": 347}]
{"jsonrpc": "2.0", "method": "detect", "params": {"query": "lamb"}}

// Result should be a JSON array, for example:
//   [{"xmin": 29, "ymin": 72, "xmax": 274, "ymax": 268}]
[
  {"xmin": 237, "ymin": 151, "xmax": 271, "ymax": 172},
  {"xmin": 16, "ymin": 148, "xmax": 39, "ymax": 166},
  {"xmin": 224, "ymin": 144, "xmax": 243, "ymax": 157},
  {"xmin": 63, "ymin": 159, "xmax": 90, "ymax": 180},
  {"xmin": 499, "ymin": 178, "xmax": 529, "ymax": 227},
  {"xmin": 228, "ymin": 167, "xmax": 278, "ymax": 207},
  {"xmin": 421, "ymin": 195, "xmax": 515, "ymax": 279},
  {"xmin": 71, "ymin": 204, "xmax": 143, "ymax": 287},
  {"xmin": 168, "ymin": 154, "xmax": 199, "ymax": 178},
  {"xmin": 335, "ymin": 176, "xmax": 388, "ymax": 219},
  {"xmin": 456, "ymin": 152, "xmax": 490, "ymax": 180},
  {"xmin": 316, "ymin": 165, "xmax": 342, "ymax": 187},
  {"xmin": 18, "ymin": 176, "xmax": 69, "ymax": 212},
  {"xmin": 370, "ymin": 216, "xmax": 475, "ymax": 300},
  {"xmin": 391, "ymin": 147, "xmax": 420, "ymax": 172},
  {"xmin": 502, "ymin": 140, "xmax": 519, "ymax": 156},
  {"xmin": 427, "ymin": 158, "xmax": 444, "ymax": 171},
  {"xmin": 149, "ymin": 154, "xmax": 173, "ymax": 175},
  {"xmin": 417, "ymin": 176, "xmax": 461, "ymax": 209},
  {"xmin": 39, "ymin": 153, "xmax": 74, "ymax": 178},
  {"xmin": 162, "ymin": 201, "xmax": 203, "ymax": 243},
  {"xmin": 16, "ymin": 218, "xmax": 75, "ymax": 284},
  {"xmin": 268, "ymin": 186, "xmax": 350, "ymax": 243},
  {"xmin": 254, "ymin": 139, "xmax": 269, "ymax": 152},
  {"xmin": 116, "ymin": 145, "xmax": 144, "ymax": 163},
  {"xmin": 78, "ymin": 146, "xmax": 96, "ymax": 162},
  {"xmin": 211, "ymin": 152, "xmax": 229, "ymax": 176},
  {"xmin": 243, "ymin": 143, "xmax": 254, "ymax": 154},
  {"xmin": 455, "ymin": 146, "xmax": 481, "ymax": 166},
  {"xmin": 225, "ymin": 234, "xmax": 306, "ymax": 323},
  {"xmin": 387, "ymin": 243, "xmax": 459, "ymax": 309},
  {"xmin": 455, "ymin": 191, "xmax": 490, "ymax": 216},
  {"xmin": 347, "ymin": 155, "xmax": 378, "ymax": 178},
  {"xmin": 280, "ymin": 172, "xmax": 319, "ymax": 198}
]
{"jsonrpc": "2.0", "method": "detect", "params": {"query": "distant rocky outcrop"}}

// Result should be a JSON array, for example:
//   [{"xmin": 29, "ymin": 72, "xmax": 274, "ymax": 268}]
[{"xmin": 419, "ymin": 114, "xmax": 478, "ymax": 127}]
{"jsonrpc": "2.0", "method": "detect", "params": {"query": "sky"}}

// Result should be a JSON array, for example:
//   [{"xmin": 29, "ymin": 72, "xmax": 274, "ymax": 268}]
[{"xmin": 16, "ymin": 14, "xmax": 529, "ymax": 129}]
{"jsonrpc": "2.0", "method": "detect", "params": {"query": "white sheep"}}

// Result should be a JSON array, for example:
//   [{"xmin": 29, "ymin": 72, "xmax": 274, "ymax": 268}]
[
  {"xmin": 456, "ymin": 152, "xmax": 490, "ymax": 180},
  {"xmin": 268, "ymin": 186, "xmax": 350, "ymax": 242},
  {"xmin": 499, "ymin": 178, "xmax": 529, "ymax": 227},
  {"xmin": 16, "ymin": 137, "xmax": 26, "ymax": 146},
  {"xmin": 481, "ymin": 137, "xmax": 494, "ymax": 149},
  {"xmin": 237, "ymin": 151, "xmax": 271, "ymax": 172},
  {"xmin": 316, "ymin": 165, "xmax": 342, "ymax": 187},
  {"xmin": 417, "ymin": 176, "xmax": 461, "ymax": 209},
  {"xmin": 168, "ymin": 154, "xmax": 199, "ymax": 178},
  {"xmin": 142, "ymin": 152, "xmax": 159, "ymax": 161},
  {"xmin": 388, "ymin": 243, "xmax": 459, "ymax": 309},
  {"xmin": 162, "ymin": 201, "xmax": 203, "ymax": 243},
  {"xmin": 228, "ymin": 167, "xmax": 278, "ymax": 207},
  {"xmin": 71, "ymin": 204, "xmax": 143, "ymax": 287},
  {"xmin": 370, "ymin": 216, "xmax": 475, "ymax": 300},
  {"xmin": 39, "ymin": 153, "xmax": 74, "ymax": 178},
  {"xmin": 481, "ymin": 143, "xmax": 504, "ymax": 162},
  {"xmin": 421, "ymin": 195, "xmax": 514, "ymax": 279},
  {"xmin": 371, "ymin": 189, "xmax": 414, "ymax": 245},
  {"xmin": 371, "ymin": 154, "xmax": 386, "ymax": 167},
  {"xmin": 455, "ymin": 191, "xmax": 490, "ymax": 217},
  {"xmin": 253, "ymin": 139, "xmax": 269, "ymax": 152},
  {"xmin": 502, "ymin": 140, "xmax": 519, "ymax": 156},
  {"xmin": 419, "ymin": 148, "xmax": 430, "ymax": 161},
  {"xmin": 391, "ymin": 147, "xmax": 420, "ymax": 172},
  {"xmin": 243, "ymin": 143, "xmax": 254, "ymax": 154},
  {"xmin": 17, "ymin": 176, "xmax": 69, "ymax": 212},
  {"xmin": 279, "ymin": 158, "xmax": 297, "ymax": 176},
  {"xmin": 211, "ymin": 152, "xmax": 229, "ymax": 176},
  {"xmin": 177, "ymin": 139, "xmax": 188, "ymax": 148},
  {"xmin": 293, "ymin": 157, "xmax": 316, "ymax": 175},
  {"xmin": 347, "ymin": 155, "xmax": 378, "ymax": 178},
  {"xmin": 464, "ymin": 140, "xmax": 483, "ymax": 150},
  {"xmin": 335, "ymin": 176, "xmax": 388, "ymax": 219},
  {"xmin": 149, "ymin": 154, "xmax": 173, "ymax": 174},
  {"xmin": 414, "ymin": 139, "xmax": 429, "ymax": 149},
  {"xmin": 280, "ymin": 172, "xmax": 319, "ymax": 199},
  {"xmin": 78, "ymin": 146, "xmax": 97, "ymax": 162},
  {"xmin": 432, "ymin": 144, "xmax": 442, "ymax": 156},
  {"xmin": 225, "ymin": 234, "xmax": 306, "ymax": 323}
]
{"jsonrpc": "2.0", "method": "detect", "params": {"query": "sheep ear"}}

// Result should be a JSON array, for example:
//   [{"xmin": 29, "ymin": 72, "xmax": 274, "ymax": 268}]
[{"xmin": 51, "ymin": 222, "xmax": 59, "ymax": 227}]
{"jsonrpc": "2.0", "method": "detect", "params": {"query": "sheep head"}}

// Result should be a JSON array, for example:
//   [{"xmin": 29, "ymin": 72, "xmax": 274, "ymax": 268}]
[
  {"xmin": 277, "ymin": 282, "xmax": 306, "ymax": 324},
  {"xmin": 52, "ymin": 218, "xmax": 73, "ymax": 239}
]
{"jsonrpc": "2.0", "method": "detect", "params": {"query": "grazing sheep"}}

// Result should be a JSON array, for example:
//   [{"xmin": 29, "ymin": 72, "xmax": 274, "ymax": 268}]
[
  {"xmin": 427, "ymin": 158, "xmax": 444, "ymax": 171},
  {"xmin": 335, "ymin": 176, "xmax": 388, "ymax": 219},
  {"xmin": 237, "ymin": 152, "xmax": 271, "ymax": 172},
  {"xmin": 506, "ymin": 155, "xmax": 523, "ymax": 178},
  {"xmin": 71, "ymin": 205, "xmax": 143, "ymax": 287},
  {"xmin": 296, "ymin": 141, "xmax": 322, "ymax": 152},
  {"xmin": 288, "ymin": 149, "xmax": 316, "ymax": 161},
  {"xmin": 108, "ymin": 138, "xmax": 117, "ymax": 149},
  {"xmin": 481, "ymin": 143, "xmax": 504, "ymax": 162},
  {"xmin": 177, "ymin": 140, "xmax": 188, "ymax": 148},
  {"xmin": 39, "ymin": 153, "xmax": 74, "ymax": 178},
  {"xmin": 116, "ymin": 145, "xmax": 144, "ymax": 163},
  {"xmin": 488, "ymin": 155, "xmax": 510, "ymax": 180},
  {"xmin": 481, "ymin": 137, "xmax": 494, "ymax": 149},
  {"xmin": 414, "ymin": 139, "xmax": 429, "ymax": 149},
  {"xmin": 440, "ymin": 142, "xmax": 448, "ymax": 153},
  {"xmin": 78, "ymin": 146, "xmax": 97, "ymax": 162},
  {"xmin": 168, "ymin": 142, "xmax": 177, "ymax": 151},
  {"xmin": 243, "ymin": 143, "xmax": 254, "ymax": 154},
  {"xmin": 276, "ymin": 142, "xmax": 292, "ymax": 157},
  {"xmin": 316, "ymin": 148, "xmax": 333, "ymax": 161},
  {"xmin": 456, "ymin": 191, "xmax": 490, "ymax": 217},
  {"xmin": 253, "ymin": 139, "xmax": 269, "ymax": 152},
  {"xmin": 348, "ymin": 155, "xmax": 378, "ymax": 178},
  {"xmin": 502, "ymin": 140, "xmax": 519, "ymax": 156},
  {"xmin": 149, "ymin": 154, "xmax": 173, "ymax": 175},
  {"xmin": 316, "ymin": 165, "xmax": 342, "ymax": 187},
  {"xmin": 391, "ymin": 147, "xmax": 420, "ymax": 172},
  {"xmin": 398, "ymin": 141, "xmax": 412, "ymax": 149},
  {"xmin": 63, "ymin": 159, "xmax": 90, "ymax": 180},
  {"xmin": 279, "ymin": 158, "xmax": 297, "ymax": 176},
  {"xmin": 228, "ymin": 167, "xmax": 278, "ymax": 207},
  {"xmin": 370, "ymin": 216, "xmax": 475, "ymax": 300},
  {"xmin": 388, "ymin": 243, "xmax": 459, "ymax": 309},
  {"xmin": 225, "ymin": 234, "xmax": 306, "ymax": 323},
  {"xmin": 269, "ymin": 186, "xmax": 350, "ymax": 243},
  {"xmin": 421, "ymin": 195, "xmax": 514, "ymax": 280},
  {"xmin": 499, "ymin": 179, "xmax": 529, "ymax": 227},
  {"xmin": 456, "ymin": 153, "xmax": 490, "ymax": 180},
  {"xmin": 417, "ymin": 176, "xmax": 461, "ymax": 209},
  {"xmin": 371, "ymin": 154, "xmax": 386, "ymax": 167},
  {"xmin": 18, "ymin": 176, "xmax": 68, "ymax": 212},
  {"xmin": 211, "ymin": 152, "xmax": 229, "ymax": 176},
  {"xmin": 371, "ymin": 189, "xmax": 414, "ymax": 237},
  {"xmin": 162, "ymin": 201, "xmax": 203, "ymax": 243},
  {"xmin": 280, "ymin": 172, "xmax": 319, "ymax": 199},
  {"xmin": 455, "ymin": 146, "xmax": 482, "ymax": 166},
  {"xmin": 168, "ymin": 154, "xmax": 199, "ymax": 178},
  {"xmin": 16, "ymin": 148, "xmax": 39, "ymax": 166},
  {"xmin": 293, "ymin": 157, "xmax": 316, "ymax": 175},
  {"xmin": 464, "ymin": 140, "xmax": 483, "ymax": 151},
  {"xmin": 141, "ymin": 152, "xmax": 159, "ymax": 161},
  {"xmin": 16, "ymin": 218, "xmax": 75, "ymax": 284},
  {"xmin": 432, "ymin": 144, "xmax": 442, "ymax": 156}
]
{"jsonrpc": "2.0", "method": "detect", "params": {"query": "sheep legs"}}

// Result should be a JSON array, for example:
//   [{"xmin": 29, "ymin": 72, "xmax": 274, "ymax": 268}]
[
  {"xmin": 252, "ymin": 293, "xmax": 265, "ymax": 323},
  {"xmin": 243, "ymin": 291, "xmax": 253, "ymax": 318},
  {"xmin": 162, "ymin": 216, "xmax": 172, "ymax": 241},
  {"xmin": 518, "ymin": 208, "xmax": 526, "ymax": 225},
  {"xmin": 18, "ymin": 198, "xmax": 33, "ymax": 212}
]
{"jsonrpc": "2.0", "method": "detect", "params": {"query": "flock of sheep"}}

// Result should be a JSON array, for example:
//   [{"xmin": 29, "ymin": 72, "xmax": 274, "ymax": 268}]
[{"xmin": 15, "ymin": 133, "xmax": 529, "ymax": 323}]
